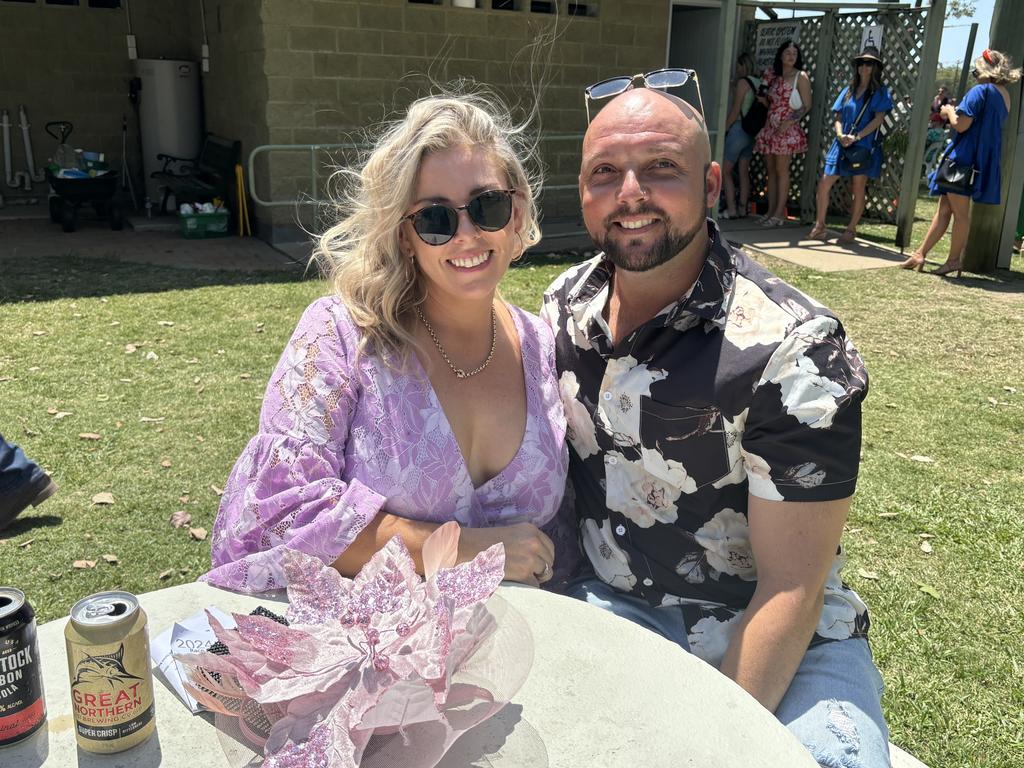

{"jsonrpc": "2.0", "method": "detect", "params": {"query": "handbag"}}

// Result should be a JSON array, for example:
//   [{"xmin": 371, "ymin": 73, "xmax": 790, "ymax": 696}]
[
  {"xmin": 932, "ymin": 147, "xmax": 976, "ymax": 195},
  {"xmin": 839, "ymin": 90, "xmax": 875, "ymax": 174},
  {"xmin": 740, "ymin": 77, "xmax": 768, "ymax": 137}
]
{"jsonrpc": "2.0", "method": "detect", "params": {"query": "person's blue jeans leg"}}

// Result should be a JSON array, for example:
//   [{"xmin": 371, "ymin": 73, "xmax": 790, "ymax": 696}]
[
  {"xmin": 0, "ymin": 432, "xmax": 38, "ymax": 494},
  {"xmin": 775, "ymin": 637, "xmax": 891, "ymax": 768},
  {"xmin": 564, "ymin": 577, "xmax": 691, "ymax": 652}
]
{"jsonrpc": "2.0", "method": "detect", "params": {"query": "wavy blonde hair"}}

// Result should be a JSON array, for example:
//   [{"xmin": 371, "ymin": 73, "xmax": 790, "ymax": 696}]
[
  {"xmin": 974, "ymin": 49, "xmax": 1022, "ymax": 85},
  {"xmin": 311, "ymin": 89, "xmax": 542, "ymax": 364}
]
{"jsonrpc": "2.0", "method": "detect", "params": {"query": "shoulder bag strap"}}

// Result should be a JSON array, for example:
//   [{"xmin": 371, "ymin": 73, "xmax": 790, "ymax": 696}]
[{"xmin": 845, "ymin": 90, "xmax": 873, "ymax": 136}]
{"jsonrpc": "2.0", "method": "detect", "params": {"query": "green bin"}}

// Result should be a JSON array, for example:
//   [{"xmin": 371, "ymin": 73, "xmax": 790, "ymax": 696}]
[{"xmin": 179, "ymin": 210, "xmax": 230, "ymax": 239}]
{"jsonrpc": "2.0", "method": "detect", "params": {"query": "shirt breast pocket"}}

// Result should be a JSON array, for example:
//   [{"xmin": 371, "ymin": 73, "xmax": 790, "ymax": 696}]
[{"xmin": 639, "ymin": 399, "xmax": 731, "ymax": 492}]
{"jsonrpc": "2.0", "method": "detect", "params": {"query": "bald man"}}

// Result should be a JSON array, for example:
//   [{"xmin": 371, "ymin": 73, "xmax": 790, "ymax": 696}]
[{"xmin": 541, "ymin": 88, "xmax": 891, "ymax": 766}]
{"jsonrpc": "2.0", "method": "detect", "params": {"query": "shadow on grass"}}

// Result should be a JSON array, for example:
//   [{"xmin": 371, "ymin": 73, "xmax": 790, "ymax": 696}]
[
  {"xmin": 0, "ymin": 255, "xmax": 313, "ymax": 304},
  {"xmin": 1, "ymin": 513, "xmax": 63, "ymax": 538}
]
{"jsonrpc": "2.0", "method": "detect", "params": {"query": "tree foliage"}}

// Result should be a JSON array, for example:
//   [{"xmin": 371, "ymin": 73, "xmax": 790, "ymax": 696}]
[{"xmin": 946, "ymin": 1, "xmax": 976, "ymax": 20}]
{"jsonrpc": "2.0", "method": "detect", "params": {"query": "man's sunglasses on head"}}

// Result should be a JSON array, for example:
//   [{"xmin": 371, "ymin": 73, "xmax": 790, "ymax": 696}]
[
  {"xmin": 403, "ymin": 189, "xmax": 516, "ymax": 246},
  {"xmin": 583, "ymin": 68, "xmax": 704, "ymax": 122}
]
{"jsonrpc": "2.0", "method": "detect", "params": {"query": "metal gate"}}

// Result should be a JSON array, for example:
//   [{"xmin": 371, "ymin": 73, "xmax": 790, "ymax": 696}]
[{"xmin": 742, "ymin": 6, "xmax": 930, "ymax": 225}]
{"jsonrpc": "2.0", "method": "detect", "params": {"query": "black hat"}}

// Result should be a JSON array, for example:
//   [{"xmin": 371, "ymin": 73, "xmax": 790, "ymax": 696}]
[{"xmin": 852, "ymin": 46, "xmax": 884, "ymax": 68}]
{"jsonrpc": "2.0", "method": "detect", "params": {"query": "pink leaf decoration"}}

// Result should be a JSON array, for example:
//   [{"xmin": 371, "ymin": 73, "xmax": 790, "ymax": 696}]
[
  {"xmin": 422, "ymin": 521, "xmax": 460, "ymax": 580},
  {"xmin": 283, "ymin": 548, "xmax": 351, "ymax": 626}
]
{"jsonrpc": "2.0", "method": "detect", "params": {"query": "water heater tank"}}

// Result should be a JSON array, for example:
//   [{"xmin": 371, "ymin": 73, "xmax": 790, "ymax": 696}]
[{"xmin": 134, "ymin": 59, "xmax": 202, "ymax": 206}]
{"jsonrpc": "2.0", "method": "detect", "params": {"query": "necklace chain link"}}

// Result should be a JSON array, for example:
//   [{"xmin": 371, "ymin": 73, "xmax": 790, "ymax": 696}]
[{"xmin": 416, "ymin": 306, "xmax": 497, "ymax": 379}]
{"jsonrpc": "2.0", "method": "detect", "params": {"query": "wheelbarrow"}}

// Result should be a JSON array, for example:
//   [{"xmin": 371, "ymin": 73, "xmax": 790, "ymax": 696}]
[
  {"xmin": 45, "ymin": 169, "xmax": 123, "ymax": 232},
  {"xmin": 43, "ymin": 120, "xmax": 123, "ymax": 233}
]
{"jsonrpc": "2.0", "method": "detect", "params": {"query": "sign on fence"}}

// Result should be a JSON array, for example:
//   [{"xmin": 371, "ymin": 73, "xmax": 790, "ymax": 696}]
[
  {"xmin": 755, "ymin": 21, "xmax": 802, "ymax": 73},
  {"xmin": 861, "ymin": 25, "xmax": 885, "ymax": 51}
]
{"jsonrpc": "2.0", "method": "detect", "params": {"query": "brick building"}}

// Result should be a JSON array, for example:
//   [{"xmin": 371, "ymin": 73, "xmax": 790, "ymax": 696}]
[{"xmin": 0, "ymin": 0, "xmax": 743, "ymax": 245}]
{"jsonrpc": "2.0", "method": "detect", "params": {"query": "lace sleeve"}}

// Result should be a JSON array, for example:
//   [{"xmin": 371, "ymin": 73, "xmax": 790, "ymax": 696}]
[{"xmin": 202, "ymin": 298, "xmax": 387, "ymax": 593}]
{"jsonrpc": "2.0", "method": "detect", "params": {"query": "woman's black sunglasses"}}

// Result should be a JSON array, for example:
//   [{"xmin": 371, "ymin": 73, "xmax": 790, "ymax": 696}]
[{"xmin": 403, "ymin": 189, "xmax": 516, "ymax": 246}]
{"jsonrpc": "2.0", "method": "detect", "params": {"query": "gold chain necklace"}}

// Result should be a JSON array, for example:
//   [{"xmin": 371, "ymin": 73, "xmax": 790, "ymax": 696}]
[{"xmin": 416, "ymin": 306, "xmax": 497, "ymax": 379}]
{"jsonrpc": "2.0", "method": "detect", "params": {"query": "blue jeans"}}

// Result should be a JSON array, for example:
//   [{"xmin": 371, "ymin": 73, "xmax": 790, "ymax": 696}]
[
  {"xmin": 0, "ymin": 433, "xmax": 39, "ymax": 494},
  {"xmin": 567, "ymin": 578, "xmax": 891, "ymax": 768}
]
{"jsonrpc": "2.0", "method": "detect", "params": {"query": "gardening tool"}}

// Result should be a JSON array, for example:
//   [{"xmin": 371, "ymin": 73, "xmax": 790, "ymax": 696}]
[
  {"xmin": 235, "ymin": 163, "xmax": 252, "ymax": 236},
  {"xmin": 120, "ymin": 114, "xmax": 139, "ymax": 212},
  {"xmin": 44, "ymin": 121, "xmax": 75, "ymax": 170}
]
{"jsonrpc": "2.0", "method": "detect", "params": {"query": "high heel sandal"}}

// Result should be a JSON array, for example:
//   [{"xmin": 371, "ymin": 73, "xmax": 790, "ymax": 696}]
[
  {"xmin": 837, "ymin": 229, "xmax": 857, "ymax": 244},
  {"xmin": 932, "ymin": 259, "xmax": 963, "ymax": 278},
  {"xmin": 899, "ymin": 252, "xmax": 925, "ymax": 271}
]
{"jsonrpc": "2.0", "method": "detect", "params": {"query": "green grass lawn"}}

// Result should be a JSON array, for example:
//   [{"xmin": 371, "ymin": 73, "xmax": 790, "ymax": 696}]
[{"xmin": 1, "ymin": 209, "xmax": 1022, "ymax": 767}]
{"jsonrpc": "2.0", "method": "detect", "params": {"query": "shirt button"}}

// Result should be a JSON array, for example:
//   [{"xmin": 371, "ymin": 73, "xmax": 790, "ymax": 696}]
[
  {"xmin": 642, "ymin": 578, "xmax": 654, "ymax": 587},
  {"xmin": 615, "ymin": 524, "xmax": 626, "ymax": 536},
  {"xmin": 608, "ymin": 456, "xmax": 618, "ymax": 465},
  {"xmin": 603, "ymin": 391, "xmax": 613, "ymax": 401}
]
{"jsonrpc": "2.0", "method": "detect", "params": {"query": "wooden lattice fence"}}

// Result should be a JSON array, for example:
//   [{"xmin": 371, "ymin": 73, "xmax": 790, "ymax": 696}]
[{"xmin": 742, "ymin": 8, "xmax": 928, "ymax": 224}]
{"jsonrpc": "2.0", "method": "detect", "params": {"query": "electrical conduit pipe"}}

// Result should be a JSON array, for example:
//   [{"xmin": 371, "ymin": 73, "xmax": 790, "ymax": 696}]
[
  {"xmin": 3, "ymin": 109, "xmax": 31, "ymax": 190},
  {"xmin": 19, "ymin": 106, "xmax": 46, "ymax": 185}
]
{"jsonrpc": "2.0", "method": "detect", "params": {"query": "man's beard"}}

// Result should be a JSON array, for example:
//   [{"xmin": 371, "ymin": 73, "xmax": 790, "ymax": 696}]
[{"xmin": 593, "ymin": 204, "xmax": 706, "ymax": 273}]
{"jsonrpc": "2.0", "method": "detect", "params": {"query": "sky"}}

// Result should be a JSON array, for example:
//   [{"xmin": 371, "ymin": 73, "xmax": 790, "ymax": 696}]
[{"xmin": 753, "ymin": 0, "xmax": 996, "ymax": 66}]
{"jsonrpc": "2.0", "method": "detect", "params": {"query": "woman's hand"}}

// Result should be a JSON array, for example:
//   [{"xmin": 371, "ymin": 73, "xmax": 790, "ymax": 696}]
[
  {"xmin": 940, "ymin": 103, "xmax": 956, "ymax": 120},
  {"xmin": 777, "ymin": 119, "xmax": 795, "ymax": 134},
  {"xmin": 839, "ymin": 133, "xmax": 856, "ymax": 147},
  {"xmin": 459, "ymin": 522, "xmax": 555, "ymax": 587}
]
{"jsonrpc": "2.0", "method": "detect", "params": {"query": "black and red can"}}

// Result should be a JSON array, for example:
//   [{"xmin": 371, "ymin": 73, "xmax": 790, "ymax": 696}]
[{"xmin": 0, "ymin": 588, "xmax": 46, "ymax": 747}]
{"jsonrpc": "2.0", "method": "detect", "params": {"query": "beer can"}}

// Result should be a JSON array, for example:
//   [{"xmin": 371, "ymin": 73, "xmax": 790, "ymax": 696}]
[
  {"xmin": 64, "ymin": 591, "xmax": 155, "ymax": 753},
  {"xmin": 0, "ymin": 588, "xmax": 46, "ymax": 748}
]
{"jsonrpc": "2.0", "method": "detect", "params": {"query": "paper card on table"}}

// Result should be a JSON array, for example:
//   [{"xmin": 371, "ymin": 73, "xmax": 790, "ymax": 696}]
[{"xmin": 150, "ymin": 606, "xmax": 238, "ymax": 714}]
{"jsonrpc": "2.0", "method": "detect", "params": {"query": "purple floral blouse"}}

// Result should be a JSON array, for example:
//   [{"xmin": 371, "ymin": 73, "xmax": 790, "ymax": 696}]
[{"xmin": 203, "ymin": 296, "xmax": 573, "ymax": 593}]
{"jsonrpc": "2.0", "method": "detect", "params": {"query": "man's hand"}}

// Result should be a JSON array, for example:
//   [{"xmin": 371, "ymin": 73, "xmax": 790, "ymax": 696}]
[{"xmin": 460, "ymin": 523, "xmax": 555, "ymax": 586}]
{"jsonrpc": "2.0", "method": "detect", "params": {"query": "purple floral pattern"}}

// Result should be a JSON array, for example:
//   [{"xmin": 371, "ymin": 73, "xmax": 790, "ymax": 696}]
[{"xmin": 203, "ymin": 297, "xmax": 572, "ymax": 593}]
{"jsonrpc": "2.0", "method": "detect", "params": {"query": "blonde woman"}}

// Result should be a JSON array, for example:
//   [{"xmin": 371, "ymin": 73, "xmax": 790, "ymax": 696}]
[
  {"xmin": 902, "ymin": 49, "xmax": 1021, "ymax": 276},
  {"xmin": 204, "ymin": 93, "xmax": 576, "ymax": 592}
]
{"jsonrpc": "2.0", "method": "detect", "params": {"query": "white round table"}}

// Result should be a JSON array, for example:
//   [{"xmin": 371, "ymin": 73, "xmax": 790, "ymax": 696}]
[{"xmin": 8, "ymin": 581, "xmax": 817, "ymax": 767}]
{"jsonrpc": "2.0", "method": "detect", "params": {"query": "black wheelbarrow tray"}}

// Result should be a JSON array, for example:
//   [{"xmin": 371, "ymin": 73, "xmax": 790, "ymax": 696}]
[{"xmin": 45, "ymin": 169, "xmax": 123, "ymax": 232}]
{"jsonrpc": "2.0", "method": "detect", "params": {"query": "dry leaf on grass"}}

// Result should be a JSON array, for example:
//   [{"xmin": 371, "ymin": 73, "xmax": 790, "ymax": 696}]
[
  {"xmin": 102, "ymin": 554, "xmax": 119, "ymax": 564},
  {"xmin": 877, "ymin": 512, "xmax": 899, "ymax": 519},
  {"xmin": 189, "ymin": 527, "xmax": 208, "ymax": 541},
  {"xmin": 918, "ymin": 582, "xmax": 941, "ymax": 598},
  {"xmin": 920, "ymin": 540, "xmax": 934, "ymax": 554},
  {"xmin": 239, "ymin": 373, "xmax": 251, "ymax": 380},
  {"xmin": 158, "ymin": 320, "xmax": 175, "ymax": 327},
  {"xmin": 210, "ymin": 484, "xmax": 224, "ymax": 496},
  {"xmin": 79, "ymin": 433, "xmax": 102, "ymax": 441},
  {"xmin": 1004, "ymin": 386, "xmax": 1017, "ymax": 394},
  {"xmin": 91, "ymin": 492, "xmax": 115, "ymax": 505},
  {"xmin": 909, "ymin": 455, "xmax": 934, "ymax": 464},
  {"xmin": 73, "ymin": 560, "xmax": 97, "ymax": 569},
  {"xmin": 23, "ymin": 427, "xmax": 39, "ymax": 437},
  {"xmin": 32, "ymin": 330, "xmax": 47, "ymax": 336},
  {"xmin": 178, "ymin": 494, "xmax": 190, "ymax": 504},
  {"xmin": 0, "ymin": 376, "xmax": 13, "ymax": 383},
  {"xmin": 856, "ymin": 568, "xmax": 879, "ymax": 580},
  {"xmin": 159, "ymin": 569, "xmax": 173, "ymax": 580},
  {"xmin": 28, "ymin": 366, "xmax": 40, "ymax": 372},
  {"xmin": 124, "ymin": 343, "xmax": 137, "ymax": 354},
  {"xmin": 160, "ymin": 459, "xmax": 172, "ymax": 469},
  {"xmin": 169, "ymin": 510, "xmax": 192, "ymax": 528},
  {"xmin": 255, "ymin": 322, "xmax": 265, "ymax": 333},
  {"xmin": 145, "ymin": 351, "xmax": 159, "ymax": 361},
  {"xmin": 139, "ymin": 416, "xmax": 165, "ymax": 423},
  {"xmin": 19, "ymin": 538, "xmax": 35, "ymax": 548},
  {"xmin": 918, "ymin": 533, "xmax": 935, "ymax": 539},
  {"xmin": 987, "ymin": 396, "xmax": 998, "ymax": 405}
]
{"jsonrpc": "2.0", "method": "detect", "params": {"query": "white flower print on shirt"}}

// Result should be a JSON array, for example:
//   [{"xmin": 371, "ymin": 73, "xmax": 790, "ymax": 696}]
[
  {"xmin": 605, "ymin": 450, "xmax": 684, "ymax": 527},
  {"xmin": 740, "ymin": 447, "xmax": 784, "ymax": 501},
  {"xmin": 597, "ymin": 356, "xmax": 667, "ymax": 447},
  {"xmin": 724, "ymin": 276, "xmax": 794, "ymax": 351},
  {"xmin": 688, "ymin": 613, "xmax": 743, "ymax": 667},
  {"xmin": 582, "ymin": 518, "xmax": 637, "ymax": 591},
  {"xmin": 558, "ymin": 370, "xmax": 600, "ymax": 458},
  {"xmin": 817, "ymin": 557, "xmax": 868, "ymax": 640},
  {"xmin": 759, "ymin": 317, "xmax": 848, "ymax": 429},
  {"xmin": 712, "ymin": 408, "xmax": 748, "ymax": 489},
  {"xmin": 693, "ymin": 508, "xmax": 757, "ymax": 581}
]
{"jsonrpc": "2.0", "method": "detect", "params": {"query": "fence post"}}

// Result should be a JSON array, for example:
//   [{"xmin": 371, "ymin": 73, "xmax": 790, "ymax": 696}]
[
  {"xmin": 895, "ymin": 0, "xmax": 945, "ymax": 250},
  {"xmin": 800, "ymin": 9, "xmax": 836, "ymax": 222}
]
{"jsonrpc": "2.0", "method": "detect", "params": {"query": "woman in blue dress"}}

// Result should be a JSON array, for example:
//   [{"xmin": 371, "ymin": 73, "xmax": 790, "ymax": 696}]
[
  {"xmin": 808, "ymin": 46, "xmax": 892, "ymax": 243},
  {"xmin": 901, "ymin": 48, "xmax": 1021, "ymax": 276}
]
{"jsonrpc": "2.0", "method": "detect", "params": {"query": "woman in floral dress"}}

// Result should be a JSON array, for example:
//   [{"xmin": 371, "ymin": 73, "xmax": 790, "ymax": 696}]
[
  {"xmin": 754, "ymin": 40, "xmax": 812, "ymax": 226},
  {"xmin": 203, "ymin": 92, "xmax": 576, "ymax": 593}
]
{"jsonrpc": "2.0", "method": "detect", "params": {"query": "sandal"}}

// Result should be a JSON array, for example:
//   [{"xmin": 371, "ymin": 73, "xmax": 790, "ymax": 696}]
[
  {"xmin": 931, "ymin": 259, "xmax": 963, "ymax": 278},
  {"xmin": 899, "ymin": 252, "xmax": 925, "ymax": 271},
  {"xmin": 807, "ymin": 225, "xmax": 829, "ymax": 241},
  {"xmin": 837, "ymin": 229, "xmax": 857, "ymax": 244}
]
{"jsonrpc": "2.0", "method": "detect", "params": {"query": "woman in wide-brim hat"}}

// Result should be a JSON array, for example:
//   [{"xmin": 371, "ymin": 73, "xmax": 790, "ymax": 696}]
[{"xmin": 808, "ymin": 46, "xmax": 893, "ymax": 243}]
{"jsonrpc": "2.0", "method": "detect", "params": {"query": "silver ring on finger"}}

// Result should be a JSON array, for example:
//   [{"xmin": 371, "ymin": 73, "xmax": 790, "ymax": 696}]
[{"xmin": 539, "ymin": 561, "xmax": 551, "ymax": 580}]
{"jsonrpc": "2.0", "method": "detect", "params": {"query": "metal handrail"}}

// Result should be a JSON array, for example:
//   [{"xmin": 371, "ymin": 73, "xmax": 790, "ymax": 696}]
[{"xmin": 247, "ymin": 134, "xmax": 585, "ymax": 208}]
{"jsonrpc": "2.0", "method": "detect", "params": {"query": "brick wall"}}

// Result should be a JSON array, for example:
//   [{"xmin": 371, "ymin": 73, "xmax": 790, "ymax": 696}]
[
  {"xmin": 258, "ymin": 0, "xmax": 671, "ymax": 243},
  {"xmin": 0, "ymin": 0, "xmax": 197, "ymax": 202}
]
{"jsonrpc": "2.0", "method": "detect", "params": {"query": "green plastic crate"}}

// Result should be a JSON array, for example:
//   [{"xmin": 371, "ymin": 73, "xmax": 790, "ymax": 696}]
[{"xmin": 179, "ymin": 210, "xmax": 230, "ymax": 239}]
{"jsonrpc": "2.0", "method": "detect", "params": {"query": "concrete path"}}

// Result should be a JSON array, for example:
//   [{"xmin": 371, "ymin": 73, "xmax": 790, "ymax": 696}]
[{"xmin": 719, "ymin": 217, "xmax": 908, "ymax": 272}]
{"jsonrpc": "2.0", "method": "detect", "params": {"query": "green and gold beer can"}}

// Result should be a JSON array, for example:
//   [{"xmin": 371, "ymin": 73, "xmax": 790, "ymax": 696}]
[{"xmin": 64, "ymin": 591, "xmax": 155, "ymax": 753}]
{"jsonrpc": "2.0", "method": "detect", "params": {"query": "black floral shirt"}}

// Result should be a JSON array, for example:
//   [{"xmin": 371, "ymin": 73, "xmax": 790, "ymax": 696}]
[{"xmin": 541, "ymin": 220, "xmax": 871, "ymax": 666}]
